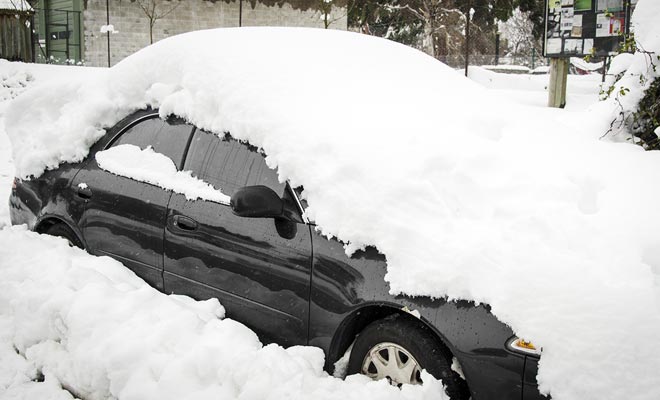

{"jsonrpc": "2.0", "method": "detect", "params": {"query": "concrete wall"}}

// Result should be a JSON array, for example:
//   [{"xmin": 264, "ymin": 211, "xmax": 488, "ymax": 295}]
[{"xmin": 84, "ymin": 0, "xmax": 348, "ymax": 67}]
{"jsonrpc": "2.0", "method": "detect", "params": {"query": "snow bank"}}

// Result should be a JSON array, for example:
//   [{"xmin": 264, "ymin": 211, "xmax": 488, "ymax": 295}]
[
  {"xmin": 0, "ymin": 226, "xmax": 447, "ymax": 400},
  {"xmin": 5, "ymin": 25, "xmax": 660, "ymax": 400},
  {"xmin": 96, "ymin": 144, "xmax": 230, "ymax": 204}
]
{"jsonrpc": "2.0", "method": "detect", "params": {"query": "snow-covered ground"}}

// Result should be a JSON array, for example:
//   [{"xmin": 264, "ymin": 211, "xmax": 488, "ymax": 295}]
[
  {"xmin": 468, "ymin": 66, "xmax": 602, "ymax": 110},
  {"xmin": 1, "ymin": 7, "xmax": 659, "ymax": 399}
]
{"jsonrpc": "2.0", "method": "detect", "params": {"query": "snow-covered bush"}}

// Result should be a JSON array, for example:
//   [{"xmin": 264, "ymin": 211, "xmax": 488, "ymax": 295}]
[{"xmin": 601, "ymin": 0, "xmax": 659, "ymax": 148}]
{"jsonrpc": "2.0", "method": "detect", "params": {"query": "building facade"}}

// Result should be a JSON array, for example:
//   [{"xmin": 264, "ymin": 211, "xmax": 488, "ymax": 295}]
[
  {"xmin": 0, "ymin": 0, "xmax": 35, "ymax": 62},
  {"xmin": 33, "ymin": 0, "xmax": 348, "ymax": 67}
]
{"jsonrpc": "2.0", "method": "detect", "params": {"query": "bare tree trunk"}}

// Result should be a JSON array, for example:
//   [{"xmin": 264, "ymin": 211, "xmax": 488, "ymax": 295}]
[{"xmin": 422, "ymin": 22, "xmax": 435, "ymax": 57}]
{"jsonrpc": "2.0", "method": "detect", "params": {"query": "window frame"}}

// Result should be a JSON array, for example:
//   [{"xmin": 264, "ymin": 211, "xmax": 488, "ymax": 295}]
[
  {"xmin": 104, "ymin": 112, "xmax": 195, "ymax": 171},
  {"xmin": 181, "ymin": 129, "xmax": 308, "ymax": 223}
]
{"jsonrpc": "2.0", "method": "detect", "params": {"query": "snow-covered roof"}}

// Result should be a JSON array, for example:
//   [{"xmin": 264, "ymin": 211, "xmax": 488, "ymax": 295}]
[
  {"xmin": 0, "ymin": 0, "xmax": 33, "ymax": 12},
  {"xmin": 5, "ymin": 25, "xmax": 660, "ymax": 400}
]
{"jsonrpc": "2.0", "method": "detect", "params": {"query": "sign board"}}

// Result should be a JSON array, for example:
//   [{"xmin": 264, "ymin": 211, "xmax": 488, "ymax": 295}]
[{"xmin": 544, "ymin": 0, "xmax": 632, "ymax": 57}]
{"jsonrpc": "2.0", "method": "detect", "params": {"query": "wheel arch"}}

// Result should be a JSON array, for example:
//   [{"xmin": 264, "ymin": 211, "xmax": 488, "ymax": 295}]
[
  {"xmin": 327, "ymin": 302, "xmax": 461, "ymax": 375},
  {"xmin": 34, "ymin": 215, "xmax": 86, "ymax": 248}
]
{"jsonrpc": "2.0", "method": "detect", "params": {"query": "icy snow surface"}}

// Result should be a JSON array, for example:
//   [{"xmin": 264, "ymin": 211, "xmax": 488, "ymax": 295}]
[
  {"xmin": 96, "ymin": 144, "xmax": 231, "ymax": 204},
  {"xmin": 3, "ymin": 5, "xmax": 660, "ymax": 398},
  {"xmin": 0, "ymin": 226, "xmax": 447, "ymax": 400}
]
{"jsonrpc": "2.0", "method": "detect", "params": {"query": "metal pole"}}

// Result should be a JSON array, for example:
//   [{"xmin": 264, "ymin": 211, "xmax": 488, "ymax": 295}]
[
  {"xmin": 77, "ymin": 11, "xmax": 81, "ymax": 63},
  {"xmin": 30, "ymin": 13, "xmax": 36, "ymax": 62},
  {"xmin": 464, "ymin": 1, "xmax": 471, "ymax": 77},
  {"xmin": 601, "ymin": 56, "xmax": 608, "ymax": 83},
  {"xmin": 44, "ymin": 1, "xmax": 51, "ymax": 62},
  {"xmin": 106, "ymin": 0, "xmax": 111, "ymax": 67},
  {"xmin": 65, "ymin": 11, "xmax": 70, "ymax": 62},
  {"xmin": 495, "ymin": 32, "xmax": 500, "ymax": 65},
  {"xmin": 239, "ymin": 0, "xmax": 243, "ymax": 27}
]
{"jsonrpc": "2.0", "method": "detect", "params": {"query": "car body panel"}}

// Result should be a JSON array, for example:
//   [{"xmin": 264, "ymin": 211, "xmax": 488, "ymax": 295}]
[
  {"xmin": 163, "ymin": 192, "xmax": 313, "ymax": 346},
  {"xmin": 308, "ymin": 231, "xmax": 525, "ymax": 400}
]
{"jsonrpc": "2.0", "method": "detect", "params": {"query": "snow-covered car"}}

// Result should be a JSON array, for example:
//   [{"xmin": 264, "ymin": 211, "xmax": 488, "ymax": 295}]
[
  {"xmin": 12, "ymin": 22, "xmax": 660, "ymax": 400},
  {"xmin": 9, "ymin": 105, "xmax": 544, "ymax": 400}
]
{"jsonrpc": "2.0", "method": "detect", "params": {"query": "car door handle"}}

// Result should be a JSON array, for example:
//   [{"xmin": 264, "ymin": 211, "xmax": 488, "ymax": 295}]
[
  {"xmin": 173, "ymin": 215, "xmax": 198, "ymax": 231},
  {"xmin": 77, "ymin": 186, "xmax": 92, "ymax": 199}
]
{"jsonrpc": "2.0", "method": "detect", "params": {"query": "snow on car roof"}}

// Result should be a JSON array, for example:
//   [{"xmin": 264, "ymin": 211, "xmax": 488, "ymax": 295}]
[{"xmin": 6, "ymin": 25, "xmax": 660, "ymax": 400}]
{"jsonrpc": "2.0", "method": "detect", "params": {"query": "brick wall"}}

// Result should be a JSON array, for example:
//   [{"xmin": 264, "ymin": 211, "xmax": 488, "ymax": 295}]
[{"xmin": 84, "ymin": 0, "xmax": 348, "ymax": 67}]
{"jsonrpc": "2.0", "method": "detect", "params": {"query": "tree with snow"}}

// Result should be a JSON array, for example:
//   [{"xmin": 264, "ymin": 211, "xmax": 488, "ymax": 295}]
[
  {"xmin": 350, "ymin": 0, "xmax": 516, "ymax": 62},
  {"xmin": 600, "ymin": 1, "xmax": 659, "ymax": 149},
  {"xmin": 498, "ymin": 7, "xmax": 541, "ymax": 59}
]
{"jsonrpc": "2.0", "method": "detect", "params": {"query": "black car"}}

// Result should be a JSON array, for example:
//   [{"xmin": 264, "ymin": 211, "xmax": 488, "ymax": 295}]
[{"xmin": 10, "ymin": 109, "xmax": 545, "ymax": 400}]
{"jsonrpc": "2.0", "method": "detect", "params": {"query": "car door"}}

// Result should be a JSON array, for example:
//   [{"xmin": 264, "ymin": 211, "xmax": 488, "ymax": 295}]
[
  {"xmin": 163, "ymin": 130, "xmax": 312, "ymax": 347},
  {"xmin": 72, "ymin": 113, "xmax": 195, "ymax": 290}
]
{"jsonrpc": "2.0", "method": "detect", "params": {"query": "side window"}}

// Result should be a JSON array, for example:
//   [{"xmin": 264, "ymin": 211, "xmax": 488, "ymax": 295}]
[
  {"xmin": 183, "ymin": 130, "xmax": 285, "ymax": 198},
  {"xmin": 110, "ymin": 116, "xmax": 194, "ymax": 170}
]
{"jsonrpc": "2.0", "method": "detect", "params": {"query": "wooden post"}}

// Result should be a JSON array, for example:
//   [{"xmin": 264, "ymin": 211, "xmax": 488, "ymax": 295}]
[{"xmin": 548, "ymin": 58, "xmax": 569, "ymax": 108}]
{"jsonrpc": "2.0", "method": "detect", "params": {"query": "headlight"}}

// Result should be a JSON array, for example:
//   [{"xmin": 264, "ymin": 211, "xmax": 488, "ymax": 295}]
[{"xmin": 507, "ymin": 336, "xmax": 541, "ymax": 356}]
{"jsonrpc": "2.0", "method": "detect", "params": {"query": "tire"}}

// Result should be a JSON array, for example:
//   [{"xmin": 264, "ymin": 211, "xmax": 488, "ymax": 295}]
[
  {"xmin": 44, "ymin": 223, "xmax": 84, "ymax": 249},
  {"xmin": 347, "ymin": 316, "xmax": 470, "ymax": 399}
]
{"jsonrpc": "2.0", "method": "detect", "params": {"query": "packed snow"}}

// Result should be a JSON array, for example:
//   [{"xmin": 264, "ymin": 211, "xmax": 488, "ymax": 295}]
[
  {"xmin": 468, "ymin": 65, "xmax": 601, "ymax": 109},
  {"xmin": 96, "ymin": 144, "xmax": 231, "ymax": 204},
  {"xmin": 0, "ymin": 226, "xmax": 447, "ymax": 400},
  {"xmin": 1, "ymin": 1, "xmax": 660, "ymax": 399}
]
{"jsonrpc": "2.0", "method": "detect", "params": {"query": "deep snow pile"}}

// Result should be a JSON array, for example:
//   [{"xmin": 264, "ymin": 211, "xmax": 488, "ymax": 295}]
[
  {"xmin": 4, "ymin": 13, "xmax": 660, "ymax": 400},
  {"xmin": 0, "ymin": 61, "xmax": 102, "ymax": 226},
  {"xmin": 0, "ymin": 226, "xmax": 447, "ymax": 400}
]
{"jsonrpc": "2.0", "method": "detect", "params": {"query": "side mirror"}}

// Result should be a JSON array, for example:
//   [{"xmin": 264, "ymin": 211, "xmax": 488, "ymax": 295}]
[{"xmin": 230, "ymin": 185, "xmax": 283, "ymax": 218}]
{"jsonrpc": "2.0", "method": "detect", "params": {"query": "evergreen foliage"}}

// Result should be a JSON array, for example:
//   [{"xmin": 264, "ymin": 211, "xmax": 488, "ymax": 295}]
[{"xmin": 631, "ymin": 77, "xmax": 660, "ymax": 149}]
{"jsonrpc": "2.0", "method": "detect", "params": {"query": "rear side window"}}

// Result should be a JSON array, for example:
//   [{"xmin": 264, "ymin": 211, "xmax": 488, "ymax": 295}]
[
  {"xmin": 110, "ymin": 116, "xmax": 194, "ymax": 170},
  {"xmin": 183, "ymin": 130, "xmax": 285, "ymax": 197}
]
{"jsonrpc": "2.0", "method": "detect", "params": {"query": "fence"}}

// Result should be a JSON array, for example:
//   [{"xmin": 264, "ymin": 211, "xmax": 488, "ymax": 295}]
[
  {"xmin": 440, "ymin": 53, "xmax": 551, "ymax": 71},
  {"xmin": 0, "ymin": 11, "xmax": 33, "ymax": 62}
]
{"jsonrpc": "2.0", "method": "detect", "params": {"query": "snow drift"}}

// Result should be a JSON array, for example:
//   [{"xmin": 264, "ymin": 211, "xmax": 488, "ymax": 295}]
[
  {"xmin": 4, "ymin": 12, "xmax": 660, "ymax": 400},
  {"xmin": 0, "ymin": 226, "xmax": 446, "ymax": 400}
]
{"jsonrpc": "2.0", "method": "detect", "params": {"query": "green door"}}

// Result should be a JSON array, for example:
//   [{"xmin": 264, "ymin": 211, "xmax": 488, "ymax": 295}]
[{"xmin": 37, "ymin": 0, "xmax": 83, "ymax": 63}]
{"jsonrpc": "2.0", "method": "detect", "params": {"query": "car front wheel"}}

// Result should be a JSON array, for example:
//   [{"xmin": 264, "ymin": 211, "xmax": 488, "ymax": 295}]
[{"xmin": 347, "ymin": 316, "xmax": 469, "ymax": 399}]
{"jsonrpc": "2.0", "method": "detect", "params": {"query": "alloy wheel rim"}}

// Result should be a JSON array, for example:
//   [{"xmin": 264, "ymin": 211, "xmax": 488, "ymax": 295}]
[{"xmin": 360, "ymin": 342, "xmax": 422, "ymax": 386}]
